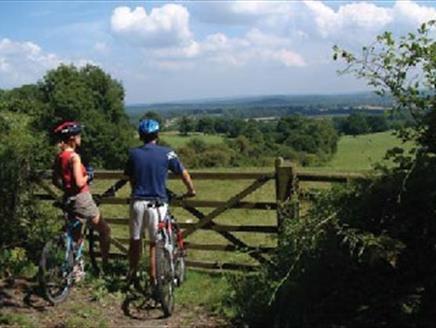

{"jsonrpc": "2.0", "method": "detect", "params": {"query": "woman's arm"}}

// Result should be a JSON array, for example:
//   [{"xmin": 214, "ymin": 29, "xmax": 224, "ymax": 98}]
[{"xmin": 71, "ymin": 154, "xmax": 88, "ymax": 188}]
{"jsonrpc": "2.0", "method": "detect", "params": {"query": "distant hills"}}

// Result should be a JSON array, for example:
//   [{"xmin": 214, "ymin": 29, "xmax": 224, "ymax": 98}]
[{"xmin": 126, "ymin": 92, "xmax": 392, "ymax": 119}]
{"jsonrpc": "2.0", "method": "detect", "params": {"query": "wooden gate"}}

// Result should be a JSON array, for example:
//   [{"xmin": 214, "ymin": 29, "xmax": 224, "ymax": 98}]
[{"xmin": 34, "ymin": 158, "xmax": 364, "ymax": 271}]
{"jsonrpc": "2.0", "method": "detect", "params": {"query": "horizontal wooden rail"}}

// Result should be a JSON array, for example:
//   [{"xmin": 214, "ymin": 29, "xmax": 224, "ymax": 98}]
[
  {"xmin": 34, "ymin": 194, "xmax": 276, "ymax": 210},
  {"xmin": 90, "ymin": 252, "xmax": 259, "ymax": 271},
  {"xmin": 185, "ymin": 243, "xmax": 275, "ymax": 253},
  {"xmin": 104, "ymin": 218, "xmax": 277, "ymax": 234},
  {"xmin": 100, "ymin": 198, "xmax": 277, "ymax": 210},
  {"xmin": 178, "ymin": 223, "xmax": 278, "ymax": 233},
  {"xmin": 94, "ymin": 237, "xmax": 275, "ymax": 253},
  {"xmin": 185, "ymin": 260, "xmax": 259, "ymax": 271},
  {"xmin": 296, "ymin": 171, "xmax": 366, "ymax": 183},
  {"xmin": 91, "ymin": 171, "xmax": 274, "ymax": 180}
]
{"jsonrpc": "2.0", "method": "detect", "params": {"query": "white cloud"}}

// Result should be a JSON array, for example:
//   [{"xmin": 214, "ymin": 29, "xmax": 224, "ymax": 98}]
[
  {"xmin": 393, "ymin": 0, "xmax": 436, "ymax": 27},
  {"xmin": 195, "ymin": 30, "xmax": 306, "ymax": 68},
  {"xmin": 191, "ymin": 1, "xmax": 293, "ymax": 26},
  {"xmin": 0, "ymin": 38, "xmax": 94, "ymax": 88},
  {"xmin": 303, "ymin": 1, "xmax": 393, "ymax": 38},
  {"xmin": 111, "ymin": 4, "xmax": 193, "ymax": 48},
  {"xmin": 109, "ymin": 4, "xmax": 305, "ymax": 70}
]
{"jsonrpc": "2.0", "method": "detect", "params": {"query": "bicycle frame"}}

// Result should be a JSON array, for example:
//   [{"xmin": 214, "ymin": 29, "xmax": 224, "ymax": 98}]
[{"xmin": 64, "ymin": 212, "xmax": 86, "ymax": 266}]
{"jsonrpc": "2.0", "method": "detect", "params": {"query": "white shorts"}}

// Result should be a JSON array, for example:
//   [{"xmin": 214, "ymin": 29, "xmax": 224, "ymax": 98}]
[{"xmin": 129, "ymin": 200, "xmax": 168, "ymax": 242}]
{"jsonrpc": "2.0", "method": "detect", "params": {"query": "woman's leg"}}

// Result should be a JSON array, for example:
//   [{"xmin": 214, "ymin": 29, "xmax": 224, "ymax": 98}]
[{"xmin": 91, "ymin": 213, "xmax": 111, "ymax": 267}]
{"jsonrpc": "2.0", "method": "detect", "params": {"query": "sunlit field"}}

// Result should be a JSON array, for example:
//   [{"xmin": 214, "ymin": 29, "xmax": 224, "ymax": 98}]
[{"xmin": 88, "ymin": 130, "xmax": 413, "ymax": 266}]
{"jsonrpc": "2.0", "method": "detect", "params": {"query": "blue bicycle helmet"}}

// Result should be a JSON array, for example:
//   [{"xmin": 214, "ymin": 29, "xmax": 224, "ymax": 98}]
[{"xmin": 138, "ymin": 119, "xmax": 160, "ymax": 135}]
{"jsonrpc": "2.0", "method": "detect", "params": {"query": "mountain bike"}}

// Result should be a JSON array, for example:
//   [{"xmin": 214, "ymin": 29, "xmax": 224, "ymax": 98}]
[
  {"xmin": 38, "ymin": 199, "xmax": 97, "ymax": 305},
  {"xmin": 123, "ymin": 194, "xmax": 188, "ymax": 318},
  {"xmin": 154, "ymin": 202, "xmax": 187, "ymax": 317}
]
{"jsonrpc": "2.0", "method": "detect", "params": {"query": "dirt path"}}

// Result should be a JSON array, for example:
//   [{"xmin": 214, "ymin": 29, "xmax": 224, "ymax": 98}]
[{"xmin": 0, "ymin": 279, "xmax": 228, "ymax": 327}]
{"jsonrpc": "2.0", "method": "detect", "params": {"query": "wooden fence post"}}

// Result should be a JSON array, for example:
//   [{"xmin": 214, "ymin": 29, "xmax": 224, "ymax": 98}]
[{"xmin": 275, "ymin": 157, "xmax": 298, "ymax": 240}]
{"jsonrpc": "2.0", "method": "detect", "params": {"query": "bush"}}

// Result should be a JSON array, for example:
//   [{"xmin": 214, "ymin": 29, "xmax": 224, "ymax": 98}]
[
  {"xmin": 0, "ymin": 112, "xmax": 58, "ymax": 278},
  {"xmin": 231, "ymin": 167, "xmax": 436, "ymax": 326},
  {"xmin": 177, "ymin": 146, "xmax": 199, "ymax": 168}
]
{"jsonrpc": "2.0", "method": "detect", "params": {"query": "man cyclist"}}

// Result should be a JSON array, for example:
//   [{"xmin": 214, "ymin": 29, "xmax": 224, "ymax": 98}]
[
  {"xmin": 52, "ymin": 121, "xmax": 111, "ymax": 276},
  {"xmin": 124, "ymin": 118, "xmax": 195, "ymax": 290}
]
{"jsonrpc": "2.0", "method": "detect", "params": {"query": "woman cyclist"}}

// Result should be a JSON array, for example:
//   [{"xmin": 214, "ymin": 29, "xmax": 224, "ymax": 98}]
[{"xmin": 52, "ymin": 121, "xmax": 111, "ymax": 275}]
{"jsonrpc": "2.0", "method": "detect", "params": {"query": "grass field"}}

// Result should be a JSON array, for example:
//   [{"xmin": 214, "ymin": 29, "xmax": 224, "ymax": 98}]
[
  {"xmin": 160, "ymin": 131, "xmax": 225, "ymax": 148},
  {"xmin": 91, "ymin": 130, "xmax": 413, "ymax": 266},
  {"xmin": 307, "ymin": 131, "xmax": 413, "ymax": 172},
  {"xmin": 160, "ymin": 130, "xmax": 412, "ymax": 172}
]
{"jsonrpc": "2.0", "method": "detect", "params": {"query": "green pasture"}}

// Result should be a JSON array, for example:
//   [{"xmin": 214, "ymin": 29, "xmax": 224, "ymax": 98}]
[
  {"xmin": 307, "ymin": 131, "xmax": 413, "ymax": 172},
  {"xmin": 159, "ymin": 132, "xmax": 225, "ymax": 148},
  {"xmin": 161, "ymin": 130, "xmax": 412, "ymax": 172},
  {"xmin": 88, "ymin": 130, "xmax": 413, "ymax": 267}
]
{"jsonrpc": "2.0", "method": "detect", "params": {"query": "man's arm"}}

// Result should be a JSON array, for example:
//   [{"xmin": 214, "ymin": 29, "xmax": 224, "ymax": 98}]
[
  {"xmin": 181, "ymin": 169, "xmax": 196, "ymax": 197},
  {"xmin": 168, "ymin": 149, "xmax": 196, "ymax": 197}
]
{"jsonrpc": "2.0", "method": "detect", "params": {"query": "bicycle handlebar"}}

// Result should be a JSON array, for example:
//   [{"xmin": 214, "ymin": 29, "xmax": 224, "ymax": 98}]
[{"xmin": 166, "ymin": 189, "xmax": 195, "ymax": 202}]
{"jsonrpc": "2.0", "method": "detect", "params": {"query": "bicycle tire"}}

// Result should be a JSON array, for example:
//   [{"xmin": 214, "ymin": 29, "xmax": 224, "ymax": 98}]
[
  {"xmin": 175, "ymin": 255, "xmax": 186, "ymax": 286},
  {"xmin": 155, "ymin": 242, "xmax": 175, "ymax": 317},
  {"xmin": 39, "ymin": 235, "xmax": 73, "ymax": 305},
  {"xmin": 171, "ymin": 221, "xmax": 186, "ymax": 286}
]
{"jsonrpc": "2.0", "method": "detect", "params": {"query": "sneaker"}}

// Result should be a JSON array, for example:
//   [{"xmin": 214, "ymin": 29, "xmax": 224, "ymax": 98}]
[{"xmin": 72, "ymin": 260, "xmax": 85, "ymax": 283}]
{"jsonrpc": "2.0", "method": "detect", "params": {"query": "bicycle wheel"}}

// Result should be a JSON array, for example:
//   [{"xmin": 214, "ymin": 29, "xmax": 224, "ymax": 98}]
[
  {"xmin": 171, "ymin": 223, "xmax": 186, "ymax": 286},
  {"xmin": 155, "ymin": 242, "xmax": 175, "ymax": 317},
  {"xmin": 174, "ymin": 254, "xmax": 186, "ymax": 286},
  {"xmin": 39, "ymin": 235, "xmax": 73, "ymax": 304}
]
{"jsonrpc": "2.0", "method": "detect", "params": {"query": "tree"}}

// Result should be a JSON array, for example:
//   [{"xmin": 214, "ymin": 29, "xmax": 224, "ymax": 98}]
[
  {"xmin": 178, "ymin": 116, "xmax": 194, "ymax": 136},
  {"xmin": 333, "ymin": 21, "xmax": 435, "ymax": 150},
  {"xmin": 276, "ymin": 115, "xmax": 338, "ymax": 157},
  {"xmin": 344, "ymin": 113, "xmax": 370, "ymax": 135},
  {"xmin": 38, "ymin": 64, "xmax": 135, "ymax": 168},
  {"xmin": 367, "ymin": 115, "xmax": 389, "ymax": 132},
  {"xmin": 196, "ymin": 117, "xmax": 216, "ymax": 134}
]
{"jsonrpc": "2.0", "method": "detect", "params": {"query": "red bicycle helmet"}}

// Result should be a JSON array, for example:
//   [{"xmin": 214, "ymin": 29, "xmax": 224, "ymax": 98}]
[{"xmin": 53, "ymin": 121, "xmax": 82, "ymax": 140}]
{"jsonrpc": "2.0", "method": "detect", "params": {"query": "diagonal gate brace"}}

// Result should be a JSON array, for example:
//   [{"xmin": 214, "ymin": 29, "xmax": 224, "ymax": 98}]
[{"xmin": 168, "ymin": 175, "xmax": 273, "ymax": 265}]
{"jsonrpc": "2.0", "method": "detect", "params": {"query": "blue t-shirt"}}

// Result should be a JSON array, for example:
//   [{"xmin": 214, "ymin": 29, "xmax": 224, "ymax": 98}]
[{"xmin": 124, "ymin": 143, "xmax": 185, "ymax": 202}]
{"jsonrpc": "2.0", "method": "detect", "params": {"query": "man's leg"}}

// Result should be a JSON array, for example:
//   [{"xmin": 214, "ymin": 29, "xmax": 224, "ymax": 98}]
[
  {"xmin": 149, "ymin": 242, "xmax": 156, "ymax": 284},
  {"xmin": 128, "ymin": 238, "xmax": 142, "ymax": 276},
  {"xmin": 128, "ymin": 201, "xmax": 145, "ymax": 280}
]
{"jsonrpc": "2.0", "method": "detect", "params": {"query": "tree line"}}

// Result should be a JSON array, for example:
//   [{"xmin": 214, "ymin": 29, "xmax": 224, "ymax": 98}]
[{"xmin": 142, "ymin": 112, "xmax": 339, "ymax": 168}]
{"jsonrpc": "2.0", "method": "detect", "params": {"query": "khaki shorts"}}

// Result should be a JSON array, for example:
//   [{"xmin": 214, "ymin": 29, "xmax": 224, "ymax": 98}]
[
  {"xmin": 71, "ymin": 192, "xmax": 99, "ymax": 221},
  {"xmin": 129, "ymin": 200, "xmax": 168, "ymax": 242}
]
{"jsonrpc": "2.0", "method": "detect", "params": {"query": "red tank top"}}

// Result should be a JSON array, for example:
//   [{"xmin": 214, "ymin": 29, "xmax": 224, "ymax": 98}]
[{"xmin": 57, "ymin": 150, "xmax": 89, "ymax": 196}]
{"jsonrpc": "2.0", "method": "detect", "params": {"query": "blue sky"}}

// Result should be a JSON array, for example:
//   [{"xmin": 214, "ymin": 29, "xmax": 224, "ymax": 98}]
[{"xmin": 0, "ymin": 1, "xmax": 435, "ymax": 104}]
